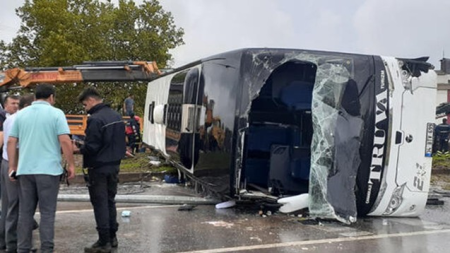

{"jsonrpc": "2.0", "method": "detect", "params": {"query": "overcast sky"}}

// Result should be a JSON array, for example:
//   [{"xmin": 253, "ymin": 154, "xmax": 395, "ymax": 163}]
[{"xmin": 1, "ymin": 0, "xmax": 449, "ymax": 69}]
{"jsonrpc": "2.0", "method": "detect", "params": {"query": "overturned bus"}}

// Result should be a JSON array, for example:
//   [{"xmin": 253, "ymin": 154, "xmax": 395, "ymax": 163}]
[{"xmin": 142, "ymin": 48, "xmax": 436, "ymax": 223}]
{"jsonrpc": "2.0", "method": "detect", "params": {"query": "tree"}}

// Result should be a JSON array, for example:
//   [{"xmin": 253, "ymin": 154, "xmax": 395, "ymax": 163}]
[{"xmin": 0, "ymin": 0, "xmax": 184, "ymax": 115}]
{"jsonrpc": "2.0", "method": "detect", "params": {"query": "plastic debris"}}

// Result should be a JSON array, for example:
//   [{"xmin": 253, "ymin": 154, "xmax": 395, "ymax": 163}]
[
  {"xmin": 121, "ymin": 210, "xmax": 131, "ymax": 217},
  {"xmin": 149, "ymin": 161, "xmax": 161, "ymax": 166},
  {"xmin": 215, "ymin": 200, "xmax": 236, "ymax": 209},
  {"xmin": 278, "ymin": 193, "xmax": 309, "ymax": 213}
]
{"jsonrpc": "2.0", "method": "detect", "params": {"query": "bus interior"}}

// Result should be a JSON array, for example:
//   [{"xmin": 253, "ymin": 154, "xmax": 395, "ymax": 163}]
[{"xmin": 243, "ymin": 60, "xmax": 317, "ymax": 196}]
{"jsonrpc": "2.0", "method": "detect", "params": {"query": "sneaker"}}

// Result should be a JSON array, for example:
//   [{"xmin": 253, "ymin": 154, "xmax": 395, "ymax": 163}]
[
  {"xmin": 111, "ymin": 237, "xmax": 118, "ymax": 248},
  {"xmin": 84, "ymin": 241, "xmax": 112, "ymax": 253}
]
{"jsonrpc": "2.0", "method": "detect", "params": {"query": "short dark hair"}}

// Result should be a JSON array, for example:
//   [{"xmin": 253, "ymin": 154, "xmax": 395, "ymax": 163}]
[
  {"xmin": 35, "ymin": 84, "xmax": 55, "ymax": 99},
  {"xmin": 4, "ymin": 95, "xmax": 20, "ymax": 104},
  {"xmin": 19, "ymin": 94, "xmax": 35, "ymax": 109},
  {"xmin": 443, "ymin": 118, "xmax": 448, "ymax": 124},
  {"xmin": 78, "ymin": 87, "xmax": 102, "ymax": 103}
]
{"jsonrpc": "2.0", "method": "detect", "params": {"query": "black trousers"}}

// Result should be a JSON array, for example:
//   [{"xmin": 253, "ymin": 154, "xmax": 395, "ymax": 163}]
[
  {"xmin": 127, "ymin": 133, "xmax": 136, "ymax": 153},
  {"xmin": 439, "ymin": 138, "xmax": 449, "ymax": 152},
  {"xmin": 87, "ymin": 165, "xmax": 119, "ymax": 243}
]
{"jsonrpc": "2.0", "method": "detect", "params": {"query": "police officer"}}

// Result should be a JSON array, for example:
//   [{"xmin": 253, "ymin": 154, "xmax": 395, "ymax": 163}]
[
  {"xmin": 73, "ymin": 88, "xmax": 126, "ymax": 253},
  {"xmin": 435, "ymin": 118, "xmax": 450, "ymax": 152}
]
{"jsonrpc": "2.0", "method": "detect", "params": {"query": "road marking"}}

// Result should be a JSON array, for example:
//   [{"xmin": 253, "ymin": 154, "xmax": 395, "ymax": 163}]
[
  {"xmin": 178, "ymin": 229, "xmax": 450, "ymax": 253},
  {"xmin": 50, "ymin": 205, "xmax": 180, "ymax": 215}
]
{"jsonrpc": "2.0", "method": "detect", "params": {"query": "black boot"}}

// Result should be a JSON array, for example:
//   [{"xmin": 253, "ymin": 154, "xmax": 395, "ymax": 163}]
[
  {"xmin": 85, "ymin": 230, "xmax": 112, "ymax": 253},
  {"xmin": 84, "ymin": 240, "xmax": 112, "ymax": 253},
  {"xmin": 109, "ymin": 231, "xmax": 118, "ymax": 248},
  {"xmin": 110, "ymin": 237, "xmax": 118, "ymax": 248},
  {"xmin": 110, "ymin": 223, "xmax": 119, "ymax": 248}
]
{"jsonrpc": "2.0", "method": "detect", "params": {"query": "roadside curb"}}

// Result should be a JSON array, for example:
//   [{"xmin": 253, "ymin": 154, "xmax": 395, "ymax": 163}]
[
  {"xmin": 62, "ymin": 172, "xmax": 220, "ymax": 205},
  {"xmin": 432, "ymin": 169, "xmax": 450, "ymax": 174}
]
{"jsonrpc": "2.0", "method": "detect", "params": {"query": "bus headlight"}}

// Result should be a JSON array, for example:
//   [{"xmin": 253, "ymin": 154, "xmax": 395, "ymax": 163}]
[{"xmin": 383, "ymin": 183, "xmax": 406, "ymax": 215}]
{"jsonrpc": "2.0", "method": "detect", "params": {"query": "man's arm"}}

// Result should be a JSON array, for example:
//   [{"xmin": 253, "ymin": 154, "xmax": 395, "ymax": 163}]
[
  {"xmin": 58, "ymin": 134, "xmax": 76, "ymax": 179},
  {"xmin": 0, "ymin": 131, "xmax": 3, "ymax": 149},
  {"xmin": 0, "ymin": 112, "xmax": 5, "ymax": 148},
  {"xmin": 79, "ymin": 118, "xmax": 103, "ymax": 156}
]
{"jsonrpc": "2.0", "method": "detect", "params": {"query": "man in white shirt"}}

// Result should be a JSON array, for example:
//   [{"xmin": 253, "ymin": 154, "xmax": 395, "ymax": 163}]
[
  {"xmin": 0, "ymin": 94, "xmax": 34, "ymax": 252},
  {"xmin": 0, "ymin": 95, "xmax": 20, "ymax": 251}
]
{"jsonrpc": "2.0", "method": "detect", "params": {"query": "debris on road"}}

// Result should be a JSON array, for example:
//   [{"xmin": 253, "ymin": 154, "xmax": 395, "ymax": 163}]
[
  {"xmin": 178, "ymin": 204, "xmax": 197, "ymax": 211},
  {"xmin": 427, "ymin": 198, "xmax": 445, "ymax": 205},
  {"xmin": 203, "ymin": 221, "xmax": 234, "ymax": 228},
  {"xmin": 215, "ymin": 200, "xmax": 236, "ymax": 209}
]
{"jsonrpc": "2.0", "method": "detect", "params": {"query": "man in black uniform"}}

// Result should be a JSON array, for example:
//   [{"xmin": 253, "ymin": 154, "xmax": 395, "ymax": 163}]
[
  {"xmin": 73, "ymin": 88, "xmax": 126, "ymax": 253},
  {"xmin": 435, "ymin": 118, "xmax": 450, "ymax": 152}
]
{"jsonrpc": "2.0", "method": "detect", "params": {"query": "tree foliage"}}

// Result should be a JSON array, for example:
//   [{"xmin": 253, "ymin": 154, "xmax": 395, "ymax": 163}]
[{"xmin": 0, "ymin": 0, "xmax": 184, "ymax": 115}]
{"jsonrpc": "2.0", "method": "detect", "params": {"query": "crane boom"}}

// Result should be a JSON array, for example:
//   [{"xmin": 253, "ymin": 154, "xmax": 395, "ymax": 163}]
[{"xmin": 0, "ymin": 61, "xmax": 161, "ymax": 89}]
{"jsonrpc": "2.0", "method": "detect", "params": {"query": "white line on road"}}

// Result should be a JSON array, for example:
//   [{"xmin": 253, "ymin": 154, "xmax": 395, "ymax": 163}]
[
  {"xmin": 50, "ymin": 205, "xmax": 181, "ymax": 215},
  {"xmin": 178, "ymin": 229, "xmax": 450, "ymax": 253}
]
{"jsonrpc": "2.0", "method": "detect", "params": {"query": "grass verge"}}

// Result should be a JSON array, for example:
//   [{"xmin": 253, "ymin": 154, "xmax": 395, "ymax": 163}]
[{"xmin": 73, "ymin": 152, "xmax": 177, "ymax": 174}]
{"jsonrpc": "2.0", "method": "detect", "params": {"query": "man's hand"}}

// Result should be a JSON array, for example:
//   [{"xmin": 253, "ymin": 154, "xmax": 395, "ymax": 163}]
[
  {"xmin": 59, "ymin": 135, "xmax": 76, "ymax": 182},
  {"xmin": 7, "ymin": 136, "xmax": 19, "ymax": 182},
  {"xmin": 8, "ymin": 166, "xmax": 17, "ymax": 182},
  {"xmin": 66, "ymin": 164, "xmax": 76, "ymax": 179},
  {"xmin": 72, "ymin": 140, "xmax": 80, "ymax": 154}
]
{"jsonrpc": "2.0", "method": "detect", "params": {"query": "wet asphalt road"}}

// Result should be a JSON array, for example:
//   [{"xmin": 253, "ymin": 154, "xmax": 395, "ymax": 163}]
[{"xmin": 28, "ymin": 183, "xmax": 450, "ymax": 253}]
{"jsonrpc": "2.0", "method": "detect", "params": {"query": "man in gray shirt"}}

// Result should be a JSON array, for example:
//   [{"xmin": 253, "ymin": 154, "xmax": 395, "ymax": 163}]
[{"xmin": 123, "ymin": 94, "xmax": 134, "ymax": 116}]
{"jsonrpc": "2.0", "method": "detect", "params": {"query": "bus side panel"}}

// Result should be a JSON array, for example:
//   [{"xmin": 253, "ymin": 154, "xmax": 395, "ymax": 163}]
[
  {"xmin": 143, "ymin": 74, "xmax": 173, "ymax": 155},
  {"xmin": 193, "ymin": 59, "xmax": 240, "ymax": 195}
]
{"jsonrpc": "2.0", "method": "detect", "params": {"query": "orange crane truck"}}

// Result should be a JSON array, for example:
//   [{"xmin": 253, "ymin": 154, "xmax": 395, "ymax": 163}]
[{"xmin": 0, "ymin": 61, "xmax": 161, "ymax": 135}]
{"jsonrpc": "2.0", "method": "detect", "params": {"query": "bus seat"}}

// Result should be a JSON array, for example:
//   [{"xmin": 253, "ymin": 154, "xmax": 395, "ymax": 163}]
[
  {"xmin": 279, "ymin": 81, "xmax": 313, "ymax": 110},
  {"xmin": 244, "ymin": 158, "xmax": 270, "ymax": 186},
  {"xmin": 290, "ymin": 147, "xmax": 310, "ymax": 180},
  {"xmin": 247, "ymin": 125, "xmax": 290, "ymax": 152}
]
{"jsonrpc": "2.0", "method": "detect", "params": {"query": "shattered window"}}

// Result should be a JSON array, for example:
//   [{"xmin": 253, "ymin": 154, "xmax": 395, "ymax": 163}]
[{"xmin": 308, "ymin": 62, "xmax": 361, "ymax": 224}]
